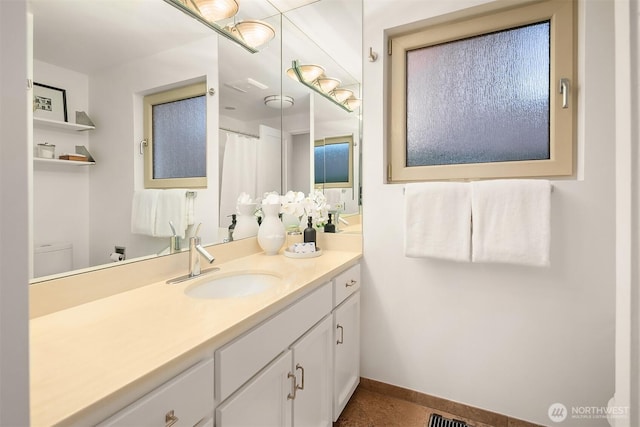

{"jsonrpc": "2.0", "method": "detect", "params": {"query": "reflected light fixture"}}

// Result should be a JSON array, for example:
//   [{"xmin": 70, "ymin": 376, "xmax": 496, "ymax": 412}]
[
  {"xmin": 264, "ymin": 95, "xmax": 294, "ymax": 109},
  {"xmin": 344, "ymin": 97, "xmax": 361, "ymax": 110},
  {"xmin": 226, "ymin": 20, "xmax": 276, "ymax": 48},
  {"xmin": 331, "ymin": 88, "xmax": 353, "ymax": 103},
  {"xmin": 315, "ymin": 76, "xmax": 341, "ymax": 93},
  {"xmin": 286, "ymin": 64, "xmax": 324, "ymax": 83},
  {"xmin": 288, "ymin": 60, "xmax": 358, "ymax": 113},
  {"xmin": 191, "ymin": 0, "xmax": 239, "ymax": 21}
]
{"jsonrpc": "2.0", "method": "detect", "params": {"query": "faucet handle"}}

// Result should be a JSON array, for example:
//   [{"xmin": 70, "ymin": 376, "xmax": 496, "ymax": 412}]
[{"xmin": 194, "ymin": 223, "xmax": 202, "ymax": 237}]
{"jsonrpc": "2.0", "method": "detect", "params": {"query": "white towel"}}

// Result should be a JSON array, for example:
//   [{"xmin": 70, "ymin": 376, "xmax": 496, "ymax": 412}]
[
  {"xmin": 404, "ymin": 182, "xmax": 471, "ymax": 262},
  {"xmin": 154, "ymin": 189, "xmax": 188, "ymax": 238},
  {"xmin": 471, "ymin": 179, "xmax": 551, "ymax": 266},
  {"xmin": 131, "ymin": 190, "xmax": 161, "ymax": 236},
  {"xmin": 186, "ymin": 193, "xmax": 196, "ymax": 226}
]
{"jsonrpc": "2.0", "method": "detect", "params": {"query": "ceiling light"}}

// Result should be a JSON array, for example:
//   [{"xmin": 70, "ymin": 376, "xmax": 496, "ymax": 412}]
[
  {"xmin": 191, "ymin": 0, "xmax": 239, "ymax": 21},
  {"xmin": 331, "ymin": 88, "xmax": 353, "ymax": 103},
  {"xmin": 286, "ymin": 64, "xmax": 325, "ymax": 83},
  {"xmin": 315, "ymin": 76, "xmax": 341, "ymax": 93},
  {"xmin": 226, "ymin": 20, "xmax": 276, "ymax": 48},
  {"xmin": 264, "ymin": 95, "xmax": 294, "ymax": 109}
]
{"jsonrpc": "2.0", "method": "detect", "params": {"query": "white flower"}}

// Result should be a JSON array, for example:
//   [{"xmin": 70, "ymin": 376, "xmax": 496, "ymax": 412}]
[
  {"xmin": 262, "ymin": 191, "xmax": 282, "ymax": 205},
  {"xmin": 237, "ymin": 192, "xmax": 253, "ymax": 205}
]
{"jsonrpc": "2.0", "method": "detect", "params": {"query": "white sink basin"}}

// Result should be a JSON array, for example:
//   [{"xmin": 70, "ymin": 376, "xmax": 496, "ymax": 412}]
[{"xmin": 184, "ymin": 273, "xmax": 281, "ymax": 299}]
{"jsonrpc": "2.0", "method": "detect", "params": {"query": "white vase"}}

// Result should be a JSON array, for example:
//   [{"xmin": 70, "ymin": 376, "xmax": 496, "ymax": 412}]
[
  {"xmin": 234, "ymin": 203, "xmax": 259, "ymax": 240},
  {"xmin": 257, "ymin": 204, "xmax": 286, "ymax": 255}
]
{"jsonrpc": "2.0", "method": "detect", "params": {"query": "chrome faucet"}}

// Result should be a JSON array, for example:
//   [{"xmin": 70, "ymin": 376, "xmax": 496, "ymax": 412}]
[
  {"xmin": 166, "ymin": 224, "xmax": 218, "ymax": 284},
  {"xmin": 189, "ymin": 235, "xmax": 215, "ymax": 277}
]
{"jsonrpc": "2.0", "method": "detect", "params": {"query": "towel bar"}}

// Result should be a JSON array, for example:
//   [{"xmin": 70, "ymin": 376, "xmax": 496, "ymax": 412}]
[
  {"xmin": 186, "ymin": 191, "xmax": 197, "ymax": 198},
  {"xmin": 402, "ymin": 183, "xmax": 555, "ymax": 194}
]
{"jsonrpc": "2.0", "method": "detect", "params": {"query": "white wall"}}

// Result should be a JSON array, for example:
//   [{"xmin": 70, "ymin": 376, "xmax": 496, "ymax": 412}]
[
  {"xmin": 361, "ymin": 1, "xmax": 616, "ymax": 425},
  {"xmin": 614, "ymin": 0, "xmax": 640, "ymax": 424},
  {"xmin": 88, "ymin": 36, "xmax": 220, "ymax": 263},
  {"xmin": 33, "ymin": 60, "xmax": 91, "ymax": 273},
  {"xmin": 0, "ymin": 0, "xmax": 30, "ymax": 424}
]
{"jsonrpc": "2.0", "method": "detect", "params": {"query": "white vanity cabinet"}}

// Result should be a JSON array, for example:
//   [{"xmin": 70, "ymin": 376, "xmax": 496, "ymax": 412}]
[
  {"xmin": 332, "ymin": 264, "xmax": 361, "ymax": 421},
  {"xmin": 215, "ymin": 282, "xmax": 333, "ymax": 427},
  {"xmin": 98, "ymin": 358, "xmax": 214, "ymax": 427},
  {"xmin": 216, "ymin": 316, "xmax": 333, "ymax": 427}
]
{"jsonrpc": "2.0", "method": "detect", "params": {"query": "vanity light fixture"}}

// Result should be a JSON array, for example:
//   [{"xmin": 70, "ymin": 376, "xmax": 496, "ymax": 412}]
[
  {"xmin": 162, "ymin": 0, "xmax": 269, "ymax": 54},
  {"xmin": 286, "ymin": 64, "xmax": 325, "ymax": 83},
  {"xmin": 330, "ymin": 88, "xmax": 353, "ymax": 103},
  {"xmin": 315, "ymin": 76, "xmax": 341, "ymax": 93},
  {"xmin": 225, "ymin": 20, "xmax": 276, "ymax": 49},
  {"xmin": 344, "ymin": 97, "xmax": 362, "ymax": 110},
  {"xmin": 190, "ymin": 0, "xmax": 239, "ymax": 21},
  {"xmin": 264, "ymin": 95, "xmax": 294, "ymax": 109},
  {"xmin": 289, "ymin": 60, "xmax": 357, "ymax": 113}
]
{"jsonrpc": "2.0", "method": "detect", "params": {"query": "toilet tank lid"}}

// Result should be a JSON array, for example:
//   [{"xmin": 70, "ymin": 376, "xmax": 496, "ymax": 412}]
[{"xmin": 35, "ymin": 243, "xmax": 72, "ymax": 253}]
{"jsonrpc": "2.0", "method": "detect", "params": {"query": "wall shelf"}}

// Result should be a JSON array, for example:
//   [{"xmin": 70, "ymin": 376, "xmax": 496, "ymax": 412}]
[
  {"xmin": 34, "ymin": 117, "xmax": 95, "ymax": 132},
  {"xmin": 34, "ymin": 158, "xmax": 95, "ymax": 166}
]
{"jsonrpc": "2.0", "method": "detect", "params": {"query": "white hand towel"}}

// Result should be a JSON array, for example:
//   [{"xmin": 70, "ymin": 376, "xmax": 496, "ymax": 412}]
[
  {"xmin": 471, "ymin": 179, "xmax": 551, "ymax": 266},
  {"xmin": 186, "ymin": 192, "xmax": 196, "ymax": 225},
  {"xmin": 154, "ymin": 189, "xmax": 188, "ymax": 239},
  {"xmin": 404, "ymin": 182, "xmax": 471, "ymax": 262},
  {"xmin": 131, "ymin": 190, "xmax": 161, "ymax": 236}
]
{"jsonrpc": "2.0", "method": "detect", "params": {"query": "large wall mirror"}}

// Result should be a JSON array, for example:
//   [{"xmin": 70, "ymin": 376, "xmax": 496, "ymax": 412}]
[{"xmin": 29, "ymin": 0, "xmax": 362, "ymax": 282}]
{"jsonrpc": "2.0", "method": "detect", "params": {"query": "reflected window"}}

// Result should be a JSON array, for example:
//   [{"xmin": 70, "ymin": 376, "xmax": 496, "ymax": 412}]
[
  {"xmin": 143, "ymin": 82, "xmax": 207, "ymax": 188},
  {"xmin": 314, "ymin": 135, "xmax": 353, "ymax": 188}
]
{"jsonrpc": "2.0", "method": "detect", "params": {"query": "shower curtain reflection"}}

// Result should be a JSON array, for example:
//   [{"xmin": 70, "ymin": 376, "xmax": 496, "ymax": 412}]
[
  {"xmin": 219, "ymin": 132, "xmax": 259, "ymax": 226},
  {"xmin": 219, "ymin": 125, "xmax": 283, "ymax": 229}
]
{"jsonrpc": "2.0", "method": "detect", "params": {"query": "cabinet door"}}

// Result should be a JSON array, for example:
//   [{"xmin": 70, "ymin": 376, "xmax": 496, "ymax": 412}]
[
  {"xmin": 216, "ymin": 351, "xmax": 293, "ymax": 427},
  {"xmin": 291, "ymin": 316, "xmax": 333, "ymax": 427},
  {"xmin": 333, "ymin": 292, "xmax": 360, "ymax": 421}
]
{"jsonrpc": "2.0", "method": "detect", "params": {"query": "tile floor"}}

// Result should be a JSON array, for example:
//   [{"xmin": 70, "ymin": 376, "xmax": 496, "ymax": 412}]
[
  {"xmin": 334, "ymin": 383, "xmax": 543, "ymax": 427},
  {"xmin": 334, "ymin": 386, "xmax": 495, "ymax": 427}
]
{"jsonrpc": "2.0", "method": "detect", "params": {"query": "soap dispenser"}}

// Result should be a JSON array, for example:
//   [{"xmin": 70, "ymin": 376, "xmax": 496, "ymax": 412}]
[
  {"xmin": 228, "ymin": 214, "xmax": 237, "ymax": 242},
  {"xmin": 304, "ymin": 216, "xmax": 317, "ymax": 249},
  {"xmin": 324, "ymin": 213, "xmax": 336, "ymax": 233}
]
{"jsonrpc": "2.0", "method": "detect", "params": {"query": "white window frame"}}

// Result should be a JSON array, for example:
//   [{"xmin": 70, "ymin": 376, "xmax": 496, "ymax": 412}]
[{"xmin": 387, "ymin": 0, "xmax": 576, "ymax": 182}]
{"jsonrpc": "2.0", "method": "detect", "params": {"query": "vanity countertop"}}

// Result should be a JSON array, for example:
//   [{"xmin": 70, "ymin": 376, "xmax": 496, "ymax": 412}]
[{"xmin": 30, "ymin": 245, "xmax": 361, "ymax": 426}]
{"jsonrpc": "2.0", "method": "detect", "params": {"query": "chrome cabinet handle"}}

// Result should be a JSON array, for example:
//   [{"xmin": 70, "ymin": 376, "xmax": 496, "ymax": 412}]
[
  {"xmin": 287, "ymin": 372, "xmax": 297, "ymax": 400},
  {"xmin": 336, "ymin": 324, "xmax": 344, "ymax": 344},
  {"xmin": 165, "ymin": 410, "xmax": 178, "ymax": 427},
  {"xmin": 345, "ymin": 279, "xmax": 357, "ymax": 287},
  {"xmin": 296, "ymin": 364, "xmax": 305, "ymax": 391}
]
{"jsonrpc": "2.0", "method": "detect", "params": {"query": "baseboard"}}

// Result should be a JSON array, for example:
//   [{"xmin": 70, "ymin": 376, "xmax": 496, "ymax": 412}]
[{"xmin": 359, "ymin": 377, "xmax": 543, "ymax": 427}]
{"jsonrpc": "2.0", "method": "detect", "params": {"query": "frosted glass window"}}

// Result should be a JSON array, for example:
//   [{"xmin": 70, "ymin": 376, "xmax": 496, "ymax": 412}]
[
  {"xmin": 314, "ymin": 135, "xmax": 353, "ymax": 188},
  {"xmin": 315, "ymin": 143, "xmax": 350, "ymax": 184},
  {"xmin": 152, "ymin": 95, "xmax": 206, "ymax": 179},
  {"xmin": 388, "ymin": 0, "xmax": 575, "ymax": 182},
  {"xmin": 406, "ymin": 21, "xmax": 550, "ymax": 167},
  {"xmin": 143, "ymin": 82, "xmax": 207, "ymax": 188}
]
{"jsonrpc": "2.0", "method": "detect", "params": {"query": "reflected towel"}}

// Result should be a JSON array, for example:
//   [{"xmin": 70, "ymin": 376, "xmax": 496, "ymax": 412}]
[
  {"xmin": 404, "ymin": 182, "xmax": 471, "ymax": 262},
  {"xmin": 155, "ymin": 189, "xmax": 188, "ymax": 238},
  {"xmin": 131, "ymin": 190, "xmax": 161, "ymax": 236},
  {"xmin": 471, "ymin": 179, "xmax": 551, "ymax": 266}
]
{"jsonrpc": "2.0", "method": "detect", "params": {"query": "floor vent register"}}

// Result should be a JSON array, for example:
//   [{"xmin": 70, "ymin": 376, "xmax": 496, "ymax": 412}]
[{"xmin": 428, "ymin": 413, "xmax": 470, "ymax": 427}]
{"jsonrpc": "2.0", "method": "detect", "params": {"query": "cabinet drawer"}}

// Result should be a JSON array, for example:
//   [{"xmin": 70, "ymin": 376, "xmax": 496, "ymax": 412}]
[
  {"xmin": 215, "ymin": 281, "xmax": 332, "ymax": 403},
  {"xmin": 98, "ymin": 358, "xmax": 214, "ymax": 427},
  {"xmin": 333, "ymin": 263, "xmax": 360, "ymax": 307}
]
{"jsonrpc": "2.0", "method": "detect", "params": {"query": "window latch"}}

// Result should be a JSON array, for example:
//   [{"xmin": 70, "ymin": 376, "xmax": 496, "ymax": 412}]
[
  {"xmin": 140, "ymin": 139, "xmax": 148, "ymax": 155},
  {"xmin": 559, "ymin": 78, "xmax": 570, "ymax": 109}
]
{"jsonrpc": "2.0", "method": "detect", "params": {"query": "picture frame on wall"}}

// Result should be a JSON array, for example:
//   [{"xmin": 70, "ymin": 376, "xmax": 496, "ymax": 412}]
[{"xmin": 33, "ymin": 82, "xmax": 68, "ymax": 122}]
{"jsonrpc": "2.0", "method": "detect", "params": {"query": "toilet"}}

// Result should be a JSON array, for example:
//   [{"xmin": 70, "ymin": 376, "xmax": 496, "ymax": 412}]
[{"xmin": 34, "ymin": 242, "xmax": 73, "ymax": 277}]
